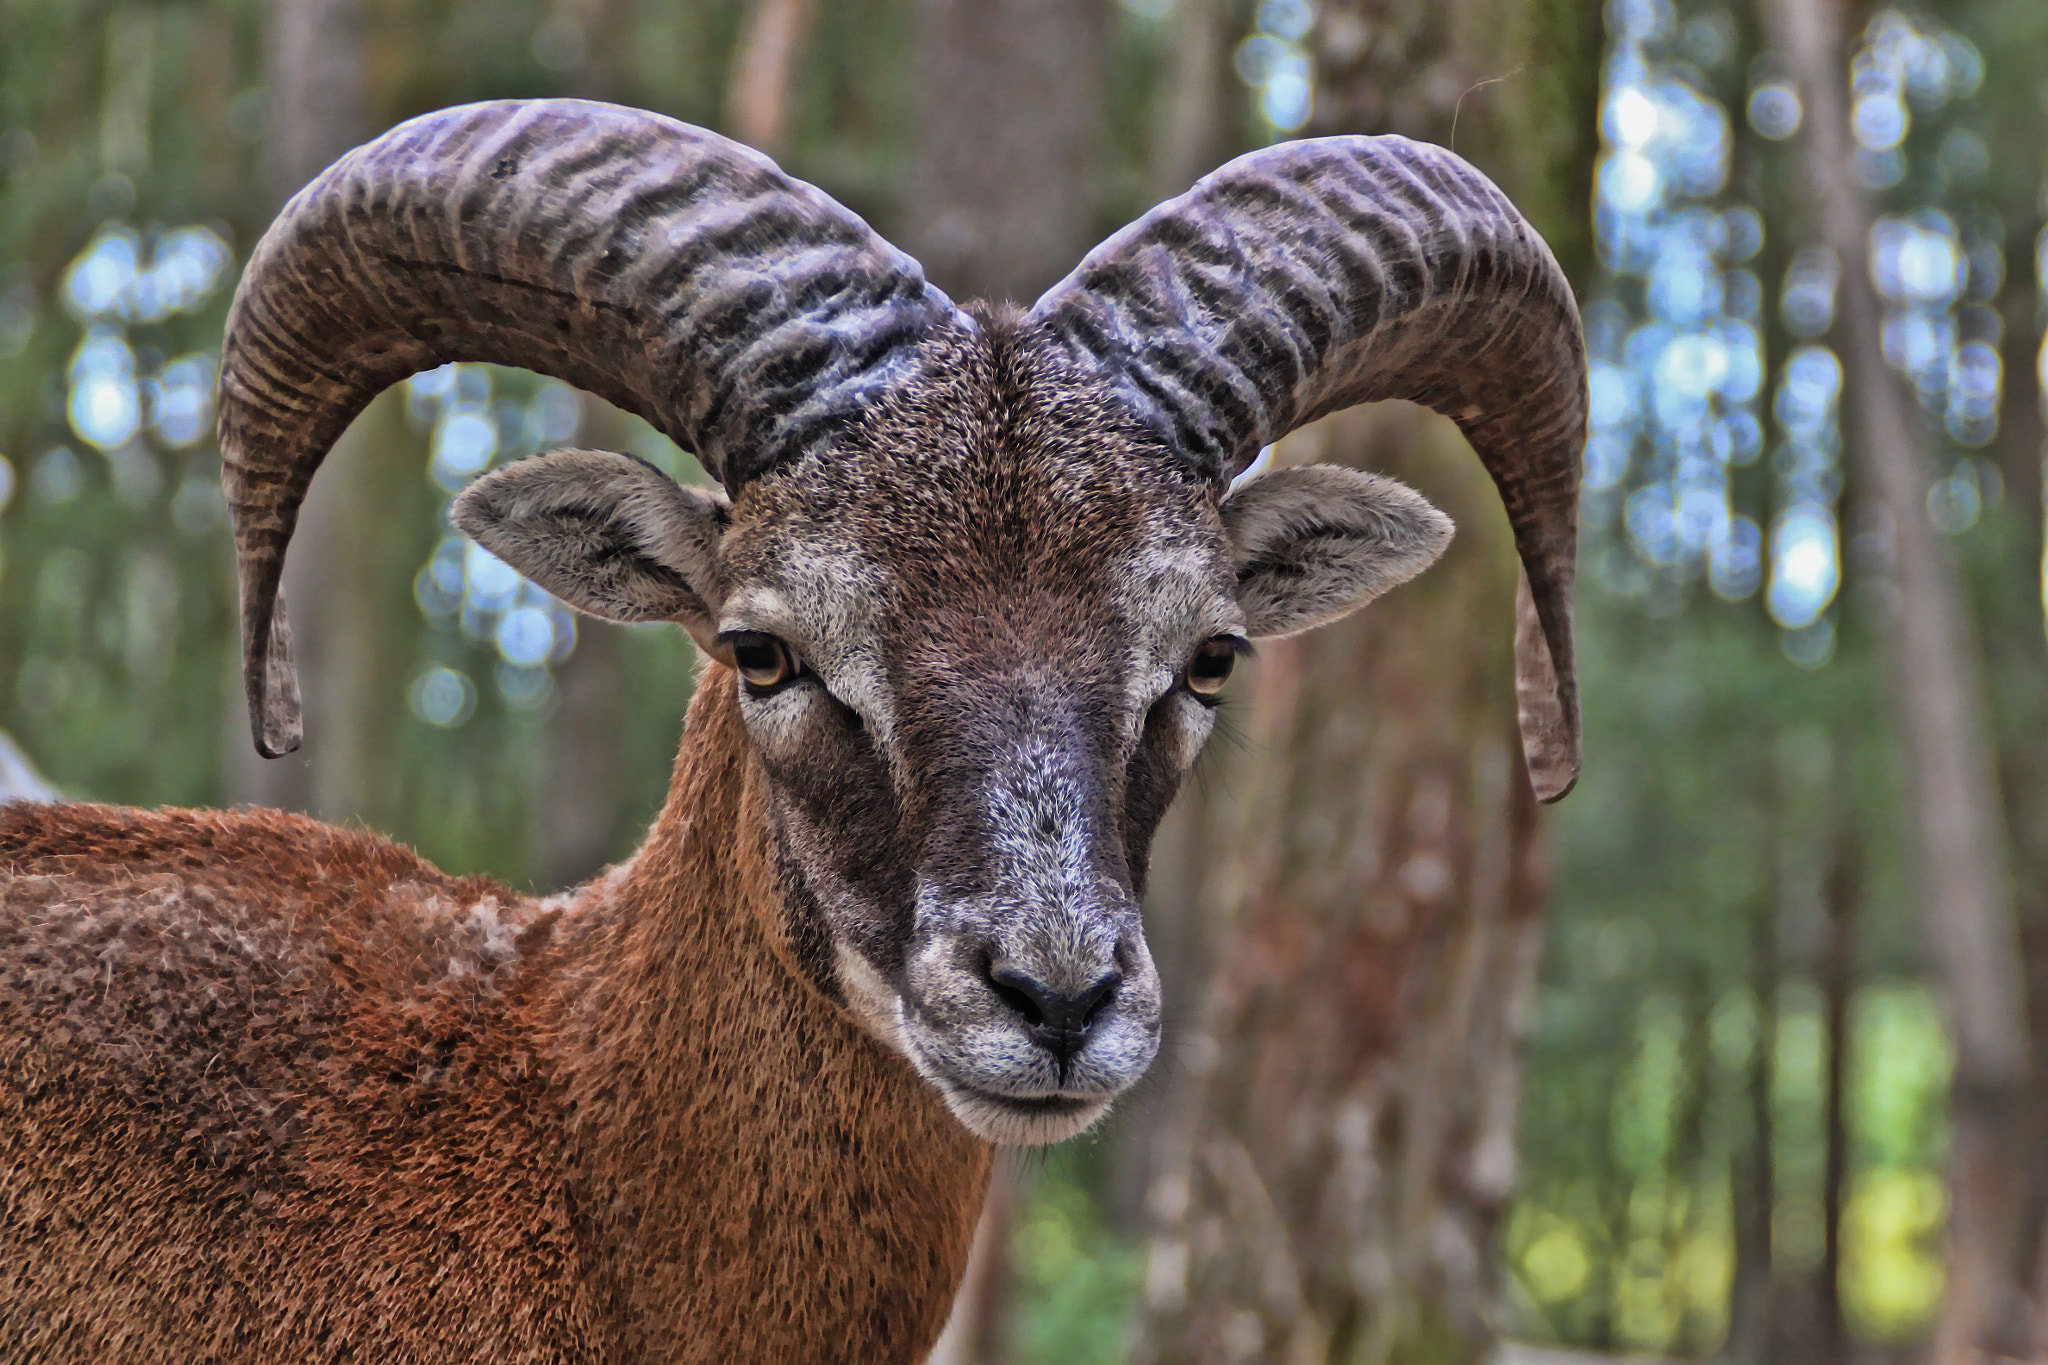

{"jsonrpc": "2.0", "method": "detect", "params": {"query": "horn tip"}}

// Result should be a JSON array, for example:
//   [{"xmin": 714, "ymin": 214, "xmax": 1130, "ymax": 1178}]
[
  {"xmin": 1520, "ymin": 718, "xmax": 1580, "ymax": 803},
  {"xmin": 253, "ymin": 733, "xmax": 303, "ymax": 761},
  {"xmin": 250, "ymin": 696, "xmax": 304, "ymax": 760},
  {"xmin": 244, "ymin": 600, "xmax": 304, "ymax": 758},
  {"xmin": 1532, "ymin": 765, "xmax": 1579, "ymax": 805}
]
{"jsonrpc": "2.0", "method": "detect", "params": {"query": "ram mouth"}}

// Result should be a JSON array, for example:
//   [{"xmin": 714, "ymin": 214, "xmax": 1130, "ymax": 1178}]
[
  {"xmin": 936, "ymin": 1081, "xmax": 1116, "ymax": 1146},
  {"xmin": 895, "ymin": 1015, "xmax": 1125, "ymax": 1143},
  {"xmin": 956, "ymin": 1084, "xmax": 1102, "ymax": 1116}
]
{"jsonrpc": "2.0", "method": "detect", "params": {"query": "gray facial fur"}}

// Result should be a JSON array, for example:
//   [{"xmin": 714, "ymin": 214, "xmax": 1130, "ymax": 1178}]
[{"xmin": 462, "ymin": 314, "xmax": 1449, "ymax": 1145}]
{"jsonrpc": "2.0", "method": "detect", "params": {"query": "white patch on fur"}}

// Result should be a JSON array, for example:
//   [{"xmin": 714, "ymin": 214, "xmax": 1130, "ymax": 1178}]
[
  {"xmin": 929, "ymin": 1075, "xmax": 1115, "ymax": 1146},
  {"xmin": 739, "ymin": 682, "xmax": 814, "ymax": 753},
  {"xmin": 834, "ymin": 942, "xmax": 910, "ymax": 1055},
  {"xmin": 465, "ymin": 899, "xmax": 522, "ymax": 962},
  {"xmin": 1155, "ymin": 692, "xmax": 1217, "ymax": 770},
  {"xmin": 826, "ymin": 649, "xmax": 898, "ymax": 754},
  {"xmin": 418, "ymin": 892, "xmax": 536, "ymax": 982},
  {"xmin": 717, "ymin": 586, "xmax": 799, "ymax": 640},
  {"xmin": 775, "ymin": 544, "xmax": 901, "ymax": 761}
]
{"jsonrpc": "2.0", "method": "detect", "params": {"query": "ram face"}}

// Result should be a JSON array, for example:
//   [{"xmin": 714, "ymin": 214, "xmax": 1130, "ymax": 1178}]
[{"xmin": 218, "ymin": 99, "xmax": 1584, "ymax": 1144}]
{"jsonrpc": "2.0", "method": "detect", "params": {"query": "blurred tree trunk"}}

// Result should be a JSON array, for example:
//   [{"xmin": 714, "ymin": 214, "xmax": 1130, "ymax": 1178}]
[
  {"xmin": 536, "ymin": 611, "xmax": 628, "ymax": 889},
  {"xmin": 907, "ymin": 0, "xmax": 1107, "ymax": 305},
  {"xmin": 928, "ymin": 1154, "xmax": 1020, "ymax": 1365},
  {"xmin": 724, "ymin": 0, "xmax": 817, "ymax": 156},
  {"xmin": 535, "ymin": 0, "xmax": 635, "ymax": 107},
  {"xmin": 913, "ymin": 3, "xmax": 1107, "ymax": 1358},
  {"xmin": 1816, "ymin": 821, "xmax": 1858, "ymax": 1365},
  {"xmin": 261, "ymin": 0, "xmax": 362, "ymax": 207},
  {"xmin": 1978, "ymin": 0, "xmax": 2045, "ymax": 539},
  {"xmin": 1146, "ymin": 0, "xmax": 1242, "ymax": 203},
  {"xmin": 1966, "ymin": 3, "xmax": 2048, "ymax": 1352},
  {"xmin": 1128, "ymin": 5, "xmax": 1598, "ymax": 1362},
  {"xmin": 1764, "ymin": 4, "xmax": 2031, "ymax": 1362},
  {"xmin": 1724, "ymin": 883, "xmax": 1778, "ymax": 1365},
  {"xmin": 1668, "ymin": 982, "xmax": 1713, "ymax": 1355}
]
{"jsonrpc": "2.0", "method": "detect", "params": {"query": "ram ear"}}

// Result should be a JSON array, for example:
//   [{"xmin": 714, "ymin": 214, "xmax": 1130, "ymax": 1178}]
[
  {"xmin": 1220, "ymin": 465, "xmax": 1454, "ymax": 639},
  {"xmin": 452, "ymin": 448, "xmax": 729, "ymax": 651}
]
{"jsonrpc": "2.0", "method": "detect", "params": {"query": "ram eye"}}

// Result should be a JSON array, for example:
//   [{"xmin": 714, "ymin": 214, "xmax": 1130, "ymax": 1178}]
[
  {"xmin": 1184, "ymin": 637, "xmax": 1243, "ymax": 699},
  {"xmin": 728, "ymin": 632, "xmax": 801, "ymax": 691}
]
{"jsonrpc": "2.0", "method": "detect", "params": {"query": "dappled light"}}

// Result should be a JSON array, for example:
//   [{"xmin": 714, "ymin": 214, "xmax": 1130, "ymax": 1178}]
[
  {"xmin": 1234, "ymin": 0, "xmax": 1317, "ymax": 133},
  {"xmin": 404, "ymin": 364, "xmax": 584, "ymax": 720},
  {"xmin": 1507, "ymin": 0, "xmax": 2040, "ymax": 1357},
  {"xmin": 1587, "ymin": 1, "xmax": 2004, "ymax": 673}
]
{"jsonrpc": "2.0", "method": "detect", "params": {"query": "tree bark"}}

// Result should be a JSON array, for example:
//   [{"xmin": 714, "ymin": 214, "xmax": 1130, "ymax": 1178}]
[
  {"xmin": 1817, "ymin": 820, "xmax": 1858, "ymax": 1365},
  {"xmin": 260, "ymin": 0, "xmax": 363, "ymax": 210},
  {"xmin": 1762, "ymin": 4, "xmax": 2030, "ymax": 1361},
  {"xmin": 1724, "ymin": 885, "xmax": 1778, "ymax": 1365},
  {"xmin": 535, "ymin": 614, "xmax": 627, "ymax": 890},
  {"xmin": 927, "ymin": 1155, "xmax": 1019, "ymax": 1365},
  {"xmin": 1146, "ymin": 0, "xmax": 1241, "ymax": 204},
  {"xmin": 1127, "ymin": 3, "xmax": 1599, "ymax": 1360},
  {"xmin": 908, "ymin": 0, "xmax": 1107, "ymax": 305},
  {"xmin": 1965, "ymin": 6, "xmax": 2048, "ymax": 1351}
]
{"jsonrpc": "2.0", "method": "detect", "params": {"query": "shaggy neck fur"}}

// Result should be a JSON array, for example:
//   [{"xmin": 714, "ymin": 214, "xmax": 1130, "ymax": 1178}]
[
  {"xmin": 550, "ymin": 671, "xmax": 994, "ymax": 1360},
  {"xmin": 0, "ymin": 667, "xmax": 991, "ymax": 1364}
]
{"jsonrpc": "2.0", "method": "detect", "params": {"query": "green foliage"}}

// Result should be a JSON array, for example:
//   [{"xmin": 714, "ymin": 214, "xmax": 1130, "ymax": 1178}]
[
  {"xmin": 1008, "ymin": 1147, "xmax": 1145, "ymax": 1365},
  {"xmin": 1504, "ymin": 0, "xmax": 2047, "ymax": 1350},
  {"xmin": 1505, "ymin": 563, "xmax": 1965, "ymax": 1350}
]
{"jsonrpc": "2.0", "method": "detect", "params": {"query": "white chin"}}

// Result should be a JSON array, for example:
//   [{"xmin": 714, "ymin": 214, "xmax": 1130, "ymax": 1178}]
[{"xmin": 938, "ymin": 1085, "xmax": 1115, "ymax": 1146}]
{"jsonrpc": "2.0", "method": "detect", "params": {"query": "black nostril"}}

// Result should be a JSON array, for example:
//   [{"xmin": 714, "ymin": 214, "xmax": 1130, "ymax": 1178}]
[
  {"xmin": 988, "ymin": 963, "xmax": 1047, "ymax": 1028},
  {"xmin": 1077, "ymin": 970, "xmax": 1120, "ymax": 1028},
  {"xmin": 986, "ymin": 961, "xmax": 1123, "ymax": 1063}
]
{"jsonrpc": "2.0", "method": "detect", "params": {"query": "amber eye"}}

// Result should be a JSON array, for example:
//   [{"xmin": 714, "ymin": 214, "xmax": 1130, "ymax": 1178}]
[
  {"xmin": 728, "ymin": 632, "xmax": 801, "ymax": 691},
  {"xmin": 1185, "ymin": 637, "xmax": 1242, "ymax": 699}
]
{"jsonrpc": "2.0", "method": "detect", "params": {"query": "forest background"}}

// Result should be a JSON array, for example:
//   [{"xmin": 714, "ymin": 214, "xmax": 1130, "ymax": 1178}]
[{"xmin": 1, "ymin": 0, "xmax": 2044, "ymax": 1361}]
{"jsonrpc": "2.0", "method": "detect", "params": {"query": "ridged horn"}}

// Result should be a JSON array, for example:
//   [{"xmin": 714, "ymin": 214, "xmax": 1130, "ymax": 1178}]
[
  {"xmin": 1029, "ymin": 136, "xmax": 1587, "ymax": 802},
  {"xmin": 219, "ymin": 98, "xmax": 962, "ymax": 758}
]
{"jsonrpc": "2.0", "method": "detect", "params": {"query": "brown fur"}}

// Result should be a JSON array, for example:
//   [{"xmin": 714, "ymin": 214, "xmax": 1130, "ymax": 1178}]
[{"xmin": 0, "ymin": 674, "xmax": 991, "ymax": 1363}]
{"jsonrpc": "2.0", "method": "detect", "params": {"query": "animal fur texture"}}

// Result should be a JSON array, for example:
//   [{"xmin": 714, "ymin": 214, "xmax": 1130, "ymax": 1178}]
[{"xmin": 0, "ymin": 678, "xmax": 988, "ymax": 1363}]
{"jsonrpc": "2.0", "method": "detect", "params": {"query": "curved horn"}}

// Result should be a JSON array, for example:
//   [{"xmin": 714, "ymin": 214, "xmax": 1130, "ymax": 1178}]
[
  {"xmin": 219, "ymin": 98, "xmax": 961, "ymax": 758},
  {"xmin": 1028, "ymin": 136, "xmax": 1587, "ymax": 802}
]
